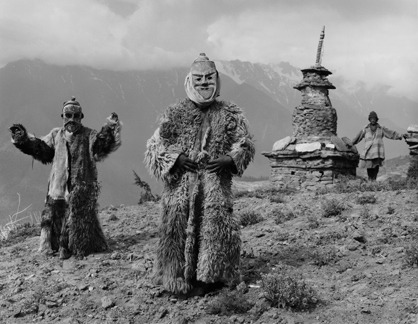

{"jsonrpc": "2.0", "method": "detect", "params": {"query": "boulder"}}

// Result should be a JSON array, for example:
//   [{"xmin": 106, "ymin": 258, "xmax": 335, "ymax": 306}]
[
  {"xmin": 295, "ymin": 142, "xmax": 322, "ymax": 152},
  {"xmin": 407, "ymin": 125, "xmax": 418, "ymax": 133},
  {"xmin": 272, "ymin": 136, "xmax": 293, "ymax": 151},
  {"xmin": 342, "ymin": 137, "xmax": 358, "ymax": 154},
  {"xmin": 331, "ymin": 136, "xmax": 349, "ymax": 152}
]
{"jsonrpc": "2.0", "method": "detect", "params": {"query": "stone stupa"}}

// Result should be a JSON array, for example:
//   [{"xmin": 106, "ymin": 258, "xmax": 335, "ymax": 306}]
[
  {"xmin": 405, "ymin": 125, "xmax": 418, "ymax": 181},
  {"xmin": 262, "ymin": 27, "xmax": 359, "ymax": 190}
]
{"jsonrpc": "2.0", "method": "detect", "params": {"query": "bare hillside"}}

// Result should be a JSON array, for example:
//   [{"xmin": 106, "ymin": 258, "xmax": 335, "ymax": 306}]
[{"xmin": 1, "ymin": 175, "xmax": 418, "ymax": 324}]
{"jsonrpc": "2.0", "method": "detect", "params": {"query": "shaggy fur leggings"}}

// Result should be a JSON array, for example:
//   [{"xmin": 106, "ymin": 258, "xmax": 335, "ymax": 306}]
[{"xmin": 40, "ymin": 197, "xmax": 67, "ymax": 251}]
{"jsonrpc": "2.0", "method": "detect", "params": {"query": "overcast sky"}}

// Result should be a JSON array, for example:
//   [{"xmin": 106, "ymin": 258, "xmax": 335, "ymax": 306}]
[{"xmin": 1, "ymin": 0, "xmax": 417, "ymax": 101}]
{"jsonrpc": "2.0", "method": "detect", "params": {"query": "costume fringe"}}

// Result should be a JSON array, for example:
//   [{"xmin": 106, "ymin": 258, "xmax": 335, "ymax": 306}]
[
  {"xmin": 41, "ymin": 198, "xmax": 67, "ymax": 251},
  {"xmin": 63, "ymin": 183, "xmax": 107, "ymax": 258}
]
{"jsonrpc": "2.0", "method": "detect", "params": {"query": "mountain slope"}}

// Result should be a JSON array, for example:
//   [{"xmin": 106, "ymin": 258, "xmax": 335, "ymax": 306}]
[
  {"xmin": 0, "ymin": 59, "xmax": 414, "ymax": 223},
  {"xmin": 1, "ymin": 182, "xmax": 417, "ymax": 323},
  {"xmin": 0, "ymin": 60, "xmax": 291, "ymax": 222}
]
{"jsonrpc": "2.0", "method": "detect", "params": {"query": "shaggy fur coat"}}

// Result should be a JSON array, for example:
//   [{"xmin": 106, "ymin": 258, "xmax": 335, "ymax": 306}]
[
  {"xmin": 145, "ymin": 98, "xmax": 255, "ymax": 294},
  {"xmin": 13, "ymin": 123, "xmax": 121, "ymax": 258}
]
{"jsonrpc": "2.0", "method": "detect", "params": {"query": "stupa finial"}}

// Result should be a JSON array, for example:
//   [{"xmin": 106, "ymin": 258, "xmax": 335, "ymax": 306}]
[{"xmin": 315, "ymin": 26, "xmax": 325, "ymax": 67}]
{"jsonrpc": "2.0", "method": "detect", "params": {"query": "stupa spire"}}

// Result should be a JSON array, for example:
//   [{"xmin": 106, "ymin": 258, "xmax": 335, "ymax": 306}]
[{"xmin": 315, "ymin": 26, "xmax": 325, "ymax": 67}]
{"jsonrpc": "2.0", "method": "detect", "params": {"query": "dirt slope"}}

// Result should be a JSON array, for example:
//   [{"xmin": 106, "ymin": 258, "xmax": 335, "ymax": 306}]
[{"xmin": 1, "ymin": 181, "xmax": 418, "ymax": 324}]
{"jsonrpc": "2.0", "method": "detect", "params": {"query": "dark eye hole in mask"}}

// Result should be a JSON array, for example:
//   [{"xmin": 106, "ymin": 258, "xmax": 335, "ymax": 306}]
[{"xmin": 65, "ymin": 113, "xmax": 81, "ymax": 119}]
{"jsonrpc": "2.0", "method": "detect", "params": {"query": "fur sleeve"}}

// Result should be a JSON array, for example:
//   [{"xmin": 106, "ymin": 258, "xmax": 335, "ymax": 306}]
[
  {"xmin": 227, "ymin": 113, "xmax": 255, "ymax": 177},
  {"xmin": 13, "ymin": 129, "xmax": 56, "ymax": 164},
  {"xmin": 92, "ymin": 120, "xmax": 122, "ymax": 162},
  {"xmin": 144, "ymin": 127, "xmax": 183, "ymax": 180}
]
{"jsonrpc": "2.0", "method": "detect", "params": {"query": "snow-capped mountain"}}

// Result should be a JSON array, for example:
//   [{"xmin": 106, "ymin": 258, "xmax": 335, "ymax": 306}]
[{"xmin": 0, "ymin": 59, "xmax": 414, "ymax": 223}]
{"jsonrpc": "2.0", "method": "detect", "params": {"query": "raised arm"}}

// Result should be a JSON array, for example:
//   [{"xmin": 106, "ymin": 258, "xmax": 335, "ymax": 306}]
[
  {"xmin": 92, "ymin": 112, "xmax": 122, "ymax": 161},
  {"xmin": 9, "ymin": 124, "xmax": 55, "ymax": 164}
]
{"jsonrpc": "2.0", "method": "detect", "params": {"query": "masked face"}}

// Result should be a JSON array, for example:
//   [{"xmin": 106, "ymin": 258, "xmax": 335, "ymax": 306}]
[
  {"xmin": 62, "ymin": 105, "xmax": 83, "ymax": 133},
  {"xmin": 190, "ymin": 64, "xmax": 218, "ymax": 100}
]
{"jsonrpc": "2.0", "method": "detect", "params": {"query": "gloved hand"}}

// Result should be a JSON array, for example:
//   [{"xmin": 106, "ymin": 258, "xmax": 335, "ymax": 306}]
[
  {"xmin": 9, "ymin": 124, "xmax": 28, "ymax": 142},
  {"xmin": 206, "ymin": 155, "xmax": 235, "ymax": 173},
  {"xmin": 173, "ymin": 153, "xmax": 198, "ymax": 173},
  {"xmin": 107, "ymin": 112, "xmax": 119, "ymax": 124}
]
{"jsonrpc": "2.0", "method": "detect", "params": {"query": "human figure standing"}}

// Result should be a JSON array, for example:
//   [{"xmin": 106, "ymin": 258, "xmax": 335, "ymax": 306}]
[
  {"xmin": 9, "ymin": 97, "xmax": 122, "ymax": 259},
  {"xmin": 352, "ymin": 111, "xmax": 407, "ymax": 181},
  {"xmin": 145, "ymin": 53, "xmax": 255, "ymax": 296}
]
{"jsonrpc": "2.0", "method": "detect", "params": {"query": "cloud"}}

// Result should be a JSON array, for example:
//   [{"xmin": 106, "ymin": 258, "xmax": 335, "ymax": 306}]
[{"xmin": 0, "ymin": 0, "xmax": 417, "ymax": 100}]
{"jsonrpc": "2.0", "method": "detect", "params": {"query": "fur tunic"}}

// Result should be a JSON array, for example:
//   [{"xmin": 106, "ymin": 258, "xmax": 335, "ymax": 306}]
[
  {"xmin": 13, "ymin": 123, "xmax": 122, "ymax": 257},
  {"xmin": 145, "ymin": 98, "xmax": 255, "ymax": 294}
]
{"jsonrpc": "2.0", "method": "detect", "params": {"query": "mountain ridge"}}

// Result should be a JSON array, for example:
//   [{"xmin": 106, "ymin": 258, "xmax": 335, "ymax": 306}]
[{"xmin": 0, "ymin": 59, "xmax": 414, "ymax": 223}]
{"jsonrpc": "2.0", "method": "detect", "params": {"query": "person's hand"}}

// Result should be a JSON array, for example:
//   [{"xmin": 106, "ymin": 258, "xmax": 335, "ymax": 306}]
[
  {"xmin": 206, "ymin": 155, "xmax": 234, "ymax": 173},
  {"xmin": 107, "ymin": 112, "xmax": 119, "ymax": 124},
  {"xmin": 173, "ymin": 154, "xmax": 197, "ymax": 173},
  {"xmin": 9, "ymin": 124, "xmax": 28, "ymax": 142}
]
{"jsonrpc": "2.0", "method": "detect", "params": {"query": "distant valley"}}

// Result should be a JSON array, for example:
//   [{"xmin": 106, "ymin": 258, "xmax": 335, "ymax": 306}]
[{"xmin": 0, "ymin": 59, "xmax": 415, "ymax": 223}]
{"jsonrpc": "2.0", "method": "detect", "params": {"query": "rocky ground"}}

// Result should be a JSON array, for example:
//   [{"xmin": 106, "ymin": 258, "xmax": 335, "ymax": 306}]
[{"xmin": 1, "ymin": 160, "xmax": 418, "ymax": 324}]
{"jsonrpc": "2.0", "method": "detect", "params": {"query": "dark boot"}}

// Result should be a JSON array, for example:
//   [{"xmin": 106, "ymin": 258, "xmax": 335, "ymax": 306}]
[
  {"xmin": 367, "ymin": 168, "xmax": 374, "ymax": 181},
  {"xmin": 373, "ymin": 166, "xmax": 380, "ymax": 180}
]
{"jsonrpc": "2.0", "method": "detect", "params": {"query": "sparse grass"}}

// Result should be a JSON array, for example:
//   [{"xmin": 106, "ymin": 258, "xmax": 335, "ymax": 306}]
[
  {"xmin": 108, "ymin": 214, "xmax": 119, "ymax": 221},
  {"xmin": 261, "ymin": 265, "xmax": 320, "ymax": 311},
  {"xmin": 269, "ymin": 194, "xmax": 286, "ymax": 204},
  {"xmin": 314, "ymin": 231, "xmax": 347, "ymax": 246},
  {"xmin": 356, "ymin": 193, "xmax": 377, "ymax": 205},
  {"xmin": 238, "ymin": 209, "xmax": 264, "ymax": 227},
  {"xmin": 387, "ymin": 177, "xmax": 418, "ymax": 191},
  {"xmin": 359, "ymin": 205, "xmax": 371, "ymax": 219},
  {"xmin": 234, "ymin": 190, "xmax": 261, "ymax": 199},
  {"xmin": 317, "ymin": 176, "xmax": 415, "ymax": 195},
  {"xmin": 234, "ymin": 186, "xmax": 296, "ymax": 200},
  {"xmin": 332, "ymin": 175, "xmax": 358, "ymax": 193},
  {"xmin": 404, "ymin": 242, "xmax": 418, "ymax": 267},
  {"xmin": 272, "ymin": 207, "xmax": 297, "ymax": 225},
  {"xmin": 307, "ymin": 215, "xmax": 320, "ymax": 229},
  {"xmin": 240, "ymin": 247, "xmax": 313, "ymax": 284},
  {"xmin": 205, "ymin": 290, "xmax": 253, "ymax": 315},
  {"xmin": 0, "ymin": 193, "xmax": 40, "ymax": 245},
  {"xmin": 275, "ymin": 245, "xmax": 316, "ymax": 268},
  {"xmin": 311, "ymin": 247, "xmax": 340, "ymax": 267},
  {"xmin": 321, "ymin": 198, "xmax": 346, "ymax": 218},
  {"xmin": 0, "ymin": 222, "xmax": 40, "ymax": 248}
]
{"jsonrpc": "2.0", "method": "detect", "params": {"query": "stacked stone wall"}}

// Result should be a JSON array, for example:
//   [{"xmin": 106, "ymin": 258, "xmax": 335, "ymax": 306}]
[
  {"xmin": 271, "ymin": 166, "xmax": 355, "ymax": 191},
  {"xmin": 406, "ymin": 125, "xmax": 418, "ymax": 181},
  {"xmin": 269, "ymin": 156, "xmax": 356, "ymax": 191},
  {"xmin": 292, "ymin": 106, "xmax": 337, "ymax": 138}
]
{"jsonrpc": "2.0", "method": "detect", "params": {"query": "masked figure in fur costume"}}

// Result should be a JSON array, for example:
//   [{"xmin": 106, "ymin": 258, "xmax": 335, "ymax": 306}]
[
  {"xmin": 145, "ymin": 53, "xmax": 255, "ymax": 295},
  {"xmin": 9, "ymin": 97, "xmax": 122, "ymax": 259}
]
